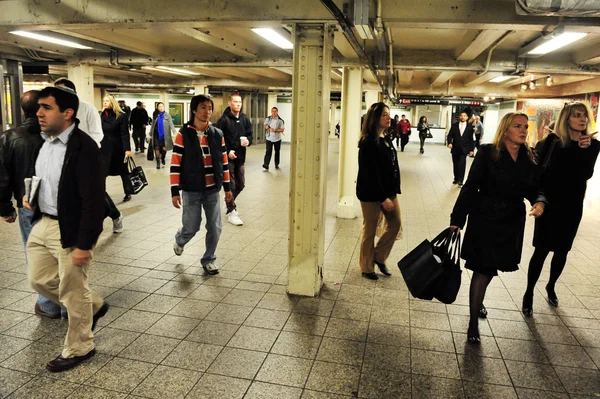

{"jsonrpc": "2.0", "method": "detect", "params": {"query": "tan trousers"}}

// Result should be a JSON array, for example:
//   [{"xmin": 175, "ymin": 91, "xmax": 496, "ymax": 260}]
[
  {"xmin": 360, "ymin": 197, "xmax": 401, "ymax": 273},
  {"xmin": 26, "ymin": 216, "xmax": 103, "ymax": 358}
]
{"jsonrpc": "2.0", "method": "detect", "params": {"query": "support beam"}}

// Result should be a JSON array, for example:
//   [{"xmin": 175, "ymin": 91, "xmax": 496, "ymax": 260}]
[
  {"xmin": 397, "ymin": 70, "xmax": 414, "ymax": 86},
  {"xmin": 174, "ymin": 28, "xmax": 257, "ymax": 58},
  {"xmin": 454, "ymin": 30, "xmax": 508, "ymax": 61},
  {"xmin": 574, "ymin": 44, "xmax": 600, "ymax": 65},
  {"xmin": 287, "ymin": 23, "xmax": 333, "ymax": 296},
  {"xmin": 364, "ymin": 90, "xmax": 380, "ymax": 107},
  {"xmin": 68, "ymin": 64, "xmax": 95, "ymax": 105},
  {"xmin": 333, "ymin": 31, "xmax": 359, "ymax": 60},
  {"xmin": 52, "ymin": 29, "xmax": 160, "ymax": 56},
  {"xmin": 337, "ymin": 67, "xmax": 362, "ymax": 219},
  {"xmin": 431, "ymin": 71, "xmax": 458, "ymax": 86},
  {"xmin": 463, "ymin": 71, "xmax": 502, "ymax": 87}
]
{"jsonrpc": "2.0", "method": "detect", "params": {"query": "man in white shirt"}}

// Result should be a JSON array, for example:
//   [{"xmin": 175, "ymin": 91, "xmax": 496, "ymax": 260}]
[
  {"xmin": 262, "ymin": 107, "xmax": 285, "ymax": 171},
  {"xmin": 446, "ymin": 110, "xmax": 474, "ymax": 187}
]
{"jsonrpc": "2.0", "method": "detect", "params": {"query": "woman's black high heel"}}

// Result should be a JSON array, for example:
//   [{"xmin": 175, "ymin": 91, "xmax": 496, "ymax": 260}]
[
  {"xmin": 478, "ymin": 304, "xmax": 488, "ymax": 319},
  {"xmin": 546, "ymin": 285, "xmax": 559, "ymax": 307},
  {"xmin": 522, "ymin": 293, "xmax": 533, "ymax": 317},
  {"xmin": 467, "ymin": 321, "xmax": 480, "ymax": 344}
]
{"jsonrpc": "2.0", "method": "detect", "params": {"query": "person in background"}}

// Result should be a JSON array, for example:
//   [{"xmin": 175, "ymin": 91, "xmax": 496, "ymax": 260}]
[
  {"xmin": 356, "ymin": 102, "xmax": 401, "ymax": 280},
  {"xmin": 447, "ymin": 110, "xmax": 475, "ymax": 187},
  {"xmin": 417, "ymin": 116, "xmax": 429, "ymax": 154},
  {"xmin": 522, "ymin": 102, "xmax": 599, "ymax": 316},
  {"xmin": 149, "ymin": 102, "xmax": 176, "ymax": 169},
  {"xmin": 473, "ymin": 115, "xmax": 484, "ymax": 153},
  {"xmin": 101, "ymin": 94, "xmax": 132, "ymax": 202},
  {"xmin": 118, "ymin": 100, "xmax": 131, "ymax": 122},
  {"xmin": 450, "ymin": 112, "xmax": 546, "ymax": 344},
  {"xmin": 396, "ymin": 114, "xmax": 411, "ymax": 151},
  {"xmin": 390, "ymin": 114, "xmax": 399, "ymax": 140},
  {"xmin": 262, "ymin": 106, "xmax": 285, "ymax": 171},
  {"xmin": 129, "ymin": 101, "xmax": 149, "ymax": 153}
]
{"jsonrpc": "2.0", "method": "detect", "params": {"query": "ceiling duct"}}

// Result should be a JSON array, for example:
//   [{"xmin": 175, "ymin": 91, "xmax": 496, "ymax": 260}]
[
  {"xmin": 348, "ymin": 0, "xmax": 375, "ymax": 40},
  {"xmin": 516, "ymin": 0, "xmax": 600, "ymax": 17}
]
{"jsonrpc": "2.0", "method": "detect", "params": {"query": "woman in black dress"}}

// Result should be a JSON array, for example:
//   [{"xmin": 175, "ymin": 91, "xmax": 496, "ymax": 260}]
[
  {"xmin": 356, "ymin": 102, "xmax": 402, "ymax": 280},
  {"xmin": 522, "ymin": 102, "xmax": 599, "ymax": 315},
  {"xmin": 101, "ymin": 94, "xmax": 132, "ymax": 201},
  {"xmin": 450, "ymin": 113, "xmax": 546, "ymax": 343},
  {"xmin": 417, "ymin": 116, "xmax": 429, "ymax": 154}
]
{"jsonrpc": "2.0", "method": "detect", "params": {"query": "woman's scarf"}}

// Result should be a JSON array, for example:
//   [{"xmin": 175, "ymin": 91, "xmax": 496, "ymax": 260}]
[{"xmin": 157, "ymin": 111, "xmax": 165, "ymax": 140}]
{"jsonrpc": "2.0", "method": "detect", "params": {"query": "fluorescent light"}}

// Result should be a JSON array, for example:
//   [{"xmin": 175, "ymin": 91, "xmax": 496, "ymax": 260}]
[
  {"xmin": 527, "ymin": 32, "xmax": 587, "ymax": 55},
  {"xmin": 10, "ymin": 30, "xmax": 92, "ymax": 49},
  {"xmin": 489, "ymin": 75, "xmax": 518, "ymax": 83},
  {"xmin": 252, "ymin": 28, "xmax": 293, "ymax": 49},
  {"xmin": 141, "ymin": 66, "xmax": 199, "ymax": 76}
]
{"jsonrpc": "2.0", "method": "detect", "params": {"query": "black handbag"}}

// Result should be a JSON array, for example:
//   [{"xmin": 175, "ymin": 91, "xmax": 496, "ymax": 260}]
[
  {"xmin": 422, "ymin": 230, "xmax": 462, "ymax": 304},
  {"xmin": 426, "ymin": 129, "xmax": 433, "ymax": 139},
  {"xmin": 398, "ymin": 228, "xmax": 457, "ymax": 300},
  {"xmin": 123, "ymin": 158, "xmax": 148, "ymax": 195}
]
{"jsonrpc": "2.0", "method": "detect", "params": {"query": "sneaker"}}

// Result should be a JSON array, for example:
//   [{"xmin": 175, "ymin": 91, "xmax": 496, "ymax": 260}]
[
  {"xmin": 112, "ymin": 213, "xmax": 124, "ymax": 233},
  {"xmin": 262, "ymin": 164, "xmax": 269, "ymax": 171},
  {"xmin": 202, "ymin": 262, "xmax": 219, "ymax": 275},
  {"xmin": 173, "ymin": 242, "xmax": 184, "ymax": 256},
  {"xmin": 227, "ymin": 210, "xmax": 243, "ymax": 226},
  {"xmin": 275, "ymin": 165, "xmax": 280, "ymax": 169}
]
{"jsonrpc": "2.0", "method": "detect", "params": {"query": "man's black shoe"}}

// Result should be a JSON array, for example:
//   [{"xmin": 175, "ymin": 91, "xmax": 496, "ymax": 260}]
[
  {"xmin": 375, "ymin": 261, "xmax": 392, "ymax": 276},
  {"xmin": 92, "ymin": 303, "xmax": 109, "ymax": 331},
  {"xmin": 458, "ymin": 182, "xmax": 463, "ymax": 187},
  {"xmin": 362, "ymin": 272, "xmax": 378, "ymax": 280},
  {"xmin": 123, "ymin": 194, "xmax": 132, "ymax": 202},
  {"xmin": 46, "ymin": 349, "xmax": 96, "ymax": 372}
]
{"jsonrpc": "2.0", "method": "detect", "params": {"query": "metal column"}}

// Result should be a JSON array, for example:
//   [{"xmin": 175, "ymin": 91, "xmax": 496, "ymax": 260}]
[
  {"xmin": 337, "ymin": 67, "xmax": 363, "ymax": 219},
  {"xmin": 287, "ymin": 23, "xmax": 333, "ymax": 296},
  {"xmin": 364, "ymin": 90, "xmax": 380, "ymax": 109}
]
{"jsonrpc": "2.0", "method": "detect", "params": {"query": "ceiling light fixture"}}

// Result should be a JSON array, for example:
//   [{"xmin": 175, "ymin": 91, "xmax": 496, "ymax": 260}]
[
  {"xmin": 546, "ymin": 76, "xmax": 554, "ymax": 86},
  {"xmin": 519, "ymin": 28, "xmax": 587, "ymax": 58},
  {"xmin": 489, "ymin": 75, "xmax": 519, "ymax": 83},
  {"xmin": 520, "ymin": 83, "xmax": 528, "ymax": 92},
  {"xmin": 529, "ymin": 81, "xmax": 536, "ymax": 90},
  {"xmin": 10, "ymin": 30, "xmax": 92, "ymax": 49},
  {"xmin": 141, "ymin": 66, "xmax": 199, "ymax": 76},
  {"xmin": 251, "ymin": 28, "xmax": 293, "ymax": 49}
]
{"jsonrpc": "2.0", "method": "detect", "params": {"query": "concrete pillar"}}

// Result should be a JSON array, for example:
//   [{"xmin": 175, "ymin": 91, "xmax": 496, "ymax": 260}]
[
  {"xmin": 287, "ymin": 23, "xmax": 333, "ymax": 297},
  {"xmin": 267, "ymin": 94, "xmax": 278, "ymax": 111},
  {"xmin": 159, "ymin": 91, "xmax": 169, "ymax": 111},
  {"xmin": 194, "ymin": 85, "xmax": 209, "ymax": 96},
  {"xmin": 67, "ymin": 64, "xmax": 94, "ymax": 105},
  {"xmin": 329, "ymin": 102, "xmax": 336, "ymax": 137},
  {"xmin": 337, "ymin": 67, "xmax": 363, "ymax": 219},
  {"xmin": 364, "ymin": 90, "xmax": 380, "ymax": 109}
]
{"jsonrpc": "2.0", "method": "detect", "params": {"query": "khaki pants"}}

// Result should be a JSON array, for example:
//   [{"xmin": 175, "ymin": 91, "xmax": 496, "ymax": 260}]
[
  {"xmin": 26, "ymin": 216, "xmax": 103, "ymax": 358},
  {"xmin": 360, "ymin": 198, "xmax": 401, "ymax": 273}
]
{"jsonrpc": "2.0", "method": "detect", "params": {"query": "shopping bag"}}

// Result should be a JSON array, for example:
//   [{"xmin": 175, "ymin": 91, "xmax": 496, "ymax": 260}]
[
  {"xmin": 422, "ymin": 230, "xmax": 462, "ymax": 304},
  {"xmin": 397, "ymin": 228, "xmax": 454, "ymax": 299},
  {"xmin": 123, "ymin": 158, "xmax": 148, "ymax": 195}
]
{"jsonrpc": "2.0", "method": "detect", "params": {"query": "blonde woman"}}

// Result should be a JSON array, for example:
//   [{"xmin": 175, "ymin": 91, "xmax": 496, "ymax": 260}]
[
  {"xmin": 523, "ymin": 102, "xmax": 599, "ymax": 316},
  {"xmin": 101, "ymin": 94, "xmax": 132, "ymax": 201},
  {"xmin": 450, "ymin": 113, "xmax": 546, "ymax": 343}
]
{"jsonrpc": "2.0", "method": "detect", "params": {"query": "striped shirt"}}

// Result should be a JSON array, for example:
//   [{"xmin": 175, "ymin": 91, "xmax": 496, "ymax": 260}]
[{"xmin": 170, "ymin": 124, "xmax": 230, "ymax": 197}]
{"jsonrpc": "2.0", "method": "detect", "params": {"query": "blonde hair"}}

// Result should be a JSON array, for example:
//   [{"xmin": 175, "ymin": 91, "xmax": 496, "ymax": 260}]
[
  {"xmin": 554, "ymin": 102, "xmax": 593, "ymax": 147},
  {"xmin": 103, "ymin": 94, "xmax": 123, "ymax": 116},
  {"xmin": 491, "ymin": 112, "xmax": 536, "ymax": 163}
]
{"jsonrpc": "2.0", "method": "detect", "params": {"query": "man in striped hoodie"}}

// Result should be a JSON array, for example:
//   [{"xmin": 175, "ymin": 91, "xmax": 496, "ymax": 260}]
[{"xmin": 170, "ymin": 95, "xmax": 232, "ymax": 275}]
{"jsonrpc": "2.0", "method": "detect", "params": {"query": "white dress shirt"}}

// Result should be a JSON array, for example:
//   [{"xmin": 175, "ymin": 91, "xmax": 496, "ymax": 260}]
[
  {"xmin": 459, "ymin": 121, "xmax": 467, "ymax": 135},
  {"xmin": 77, "ymin": 100, "xmax": 103, "ymax": 148}
]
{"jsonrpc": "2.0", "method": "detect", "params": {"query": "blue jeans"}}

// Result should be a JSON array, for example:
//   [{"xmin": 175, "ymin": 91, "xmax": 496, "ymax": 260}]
[
  {"xmin": 175, "ymin": 190, "xmax": 222, "ymax": 266},
  {"xmin": 18, "ymin": 208, "xmax": 66, "ymax": 317}
]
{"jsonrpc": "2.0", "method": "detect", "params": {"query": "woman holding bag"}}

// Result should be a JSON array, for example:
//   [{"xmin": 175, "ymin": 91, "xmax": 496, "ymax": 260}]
[
  {"xmin": 417, "ymin": 116, "xmax": 429, "ymax": 154},
  {"xmin": 150, "ymin": 102, "xmax": 176, "ymax": 169},
  {"xmin": 450, "ymin": 113, "xmax": 546, "ymax": 343},
  {"xmin": 356, "ymin": 102, "xmax": 402, "ymax": 280},
  {"xmin": 522, "ymin": 102, "xmax": 599, "ymax": 316}
]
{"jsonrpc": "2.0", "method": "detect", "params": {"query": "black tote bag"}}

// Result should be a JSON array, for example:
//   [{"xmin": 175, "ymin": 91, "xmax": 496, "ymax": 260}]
[
  {"xmin": 423, "ymin": 230, "xmax": 462, "ymax": 304},
  {"xmin": 398, "ymin": 228, "xmax": 455, "ymax": 300},
  {"xmin": 123, "ymin": 158, "xmax": 148, "ymax": 195}
]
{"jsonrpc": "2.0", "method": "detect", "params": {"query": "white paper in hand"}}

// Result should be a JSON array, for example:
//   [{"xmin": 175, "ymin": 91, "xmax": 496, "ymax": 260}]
[
  {"xmin": 24, "ymin": 178, "xmax": 32, "ymax": 202},
  {"xmin": 30, "ymin": 176, "xmax": 41, "ymax": 204}
]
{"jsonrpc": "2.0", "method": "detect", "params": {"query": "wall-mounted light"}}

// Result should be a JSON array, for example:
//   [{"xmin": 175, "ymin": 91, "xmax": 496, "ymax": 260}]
[
  {"xmin": 546, "ymin": 76, "xmax": 554, "ymax": 86},
  {"xmin": 483, "ymin": 96, "xmax": 490, "ymax": 101}
]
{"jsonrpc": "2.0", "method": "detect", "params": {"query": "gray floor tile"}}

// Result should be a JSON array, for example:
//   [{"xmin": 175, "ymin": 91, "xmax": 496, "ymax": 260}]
[
  {"xmin": 0, "ymin": 366, "xmax": 33, "ymax": 398},
  {"xmin": 505, "ymin": 360, "xmax": 566, "ymax": 392},
  {"xmin": 453, "ymin": 332, "xmax": 502, "ymax": 358},
  {"xmin": 105, "ymin": 290, "xmax": 148, "ymax": 309},
  {"xmin": 243, "ymin": 308, "xmax": 290, "ymax": 330},
  {"xmin": 496, "ymin": 338, "xmax": 549, "ymax": 363},
  {"xmin": 186, "ymin": 373, "xmax": 250, "ymax": 399},
  {"xmin": 131, "ymin": 365, "xmax": 201, "ymax": 399},
  {"xmin": 52, "ymin": 352, "xmax": 112, "ymax": 384},
  {"xmin": 488, "ymin": 319, "xmax": 535, "ymax": 340},
  {"xmin": 570, "ymin": 328, "xmax": 600, "ymax": 348},
  {"xmin": 363, "ymin": 342, "xmax": 410, "ymax": 372},
  {"xmin": 118, "ymin": 333, "xmax": 179, "ymax": 363},
  {"xmin": 530, "ymin": 323, "xmax": 579, "ymax": 345},
  {"xmin": 411, "ymin": 374, "xmax": 465, "ymax": 399},
  {"xmin": 358, "ymin": 367, "xmax": 411, "ymax": 399},
  {"xmin": 244, "ymin": 381, "xmax": 303, "ymax": 399},
  {"xmin": 411, "ymin": 327, "xmax": 455, "ymax": 352},
  {"xmin": 457, "ymin": 354, "xmax": 512, "ymax": 385},
  {"xmin": 2, "ymin": 315, "xmax": 62, "ymax": 341},
  {"xmin": 221, "ymin": 288, "xmax": 265, "ymax": 307},
  {"xmin": 132, "ymin": 294, "xmax": 182, "ymax": 314},
  {"xmin": 283, "ymin": 313, "xmax": 329, "ymax": 336},
  {"xmin": 300, "ymin": 390, "xmax": 352, "ymax": 399},
  {"xmin": 513, "ymin": 387, "xmax": 570, "ymax": 399},
  {"xmin": 145, "ymin": 314, "xmax": 200, "ymax": 339},
  {"xmin": 207, "ymin": 347, "xmax": 267, "ymax": 379},
  {"xmin": 161, "ymin": 340, "xmax": 222, "ymax": 371},
  {"xmin": 122, "ymin": 277, "xmax": 168, "ymax": 294},
  {"xmin": 367, "ymin": 322, "xmax": 411, "ymax": 347},
  {"xmin": 7, "ymin": 376, "xmax": 79, "ymax": 399},
  {"xmin": 1, "ymin": 341, "xmax": 60, "ymax": 374},
  {"xmin": 256, "ymin": 353, "xmax": 312, "ymax": 387},
  {"xmin": 330, "ymin": 301, "xmax": 370, "ymax": 322},
  {"xmin": 541, "ymin": 343, "xmax": 598, "ymax": 368},
  {"xmin": 256, "ymin": 293, "xmax": 298, "ymax": 311},
  {"xmin": 187, "ymin": 285, "xmax": 232, "ymax": 302},
  {"xmin": 93, "ymin": 327, "xmax": 141, "ymax": 356},
  {"xmin": 412, "ymin": 349, "xmax": 460, "ymax": 379},
  {"xmin": 107, "ymin": 309, "xmax": 162, "ymax": 333},
  {"xmin": 316, "ymin": 337, "xmax": 365, "ymax": 366},
  {"xmin": 324, "ymin": 318, "xmax": 368, "ymax": 342},
  {"xmin": 205, "ymin": 303, "xmax": 254, "ymax": 325},
  {"xmin": 186, "ymin": 320, "xmax": 240, "ymax": 346},
  {"xmin": 0, "ymin": 335, "xmax": 32, "ymax": 363},
  {"xmin": 410, "ymin": 309, "xmax": 451, "ymax": 330},
  {"xmin": 294, "ymin": 298, "xmax": 335, "ymax": 317},
  {"xmin": 462, "ymin": 382, "xmax": 517, "ymax": 399},
  {"xmin": 305, "ymin": 361, "xmax": 360, "ymax": 396},
  {"xmin": 227, "ymin": 326, "xmax": 279, "ymax": 352},
  {"xmin": 271, "ymin": 331, "xmax": 322, "ymax": 359},
  {"xmin": 86, "ymin": 357, "xmax": 155, "ymax": 393},
  {"xmin": 67, "ymin": 385, "xmax": 128, "ymax": 398},
  {"xmin": 167, "ymin": 298, "xmax": 217, "ymax": 319},
  {"xmin": 554, "ymin": 365, "xmax": 600, "ymax": 396},
  {"xmin": 370, "ymin": 306, "xmax": 410, "ymax": 326}
]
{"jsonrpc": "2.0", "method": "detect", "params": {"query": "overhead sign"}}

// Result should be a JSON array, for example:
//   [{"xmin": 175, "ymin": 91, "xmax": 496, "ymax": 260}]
[{"xmin": 398, "ymin": 98, "xmax": 482, "ymax": 106}]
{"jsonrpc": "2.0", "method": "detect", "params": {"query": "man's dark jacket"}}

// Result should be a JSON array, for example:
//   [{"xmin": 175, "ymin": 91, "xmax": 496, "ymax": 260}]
[
  {"xmin": 216, "ymin": 106, "xmax": 253, "ymax": 163},
  {"xmin": 447, "ymin": 122, "xmax": 475, "ymax": 155},
  {"xmin": 33, "ymin": 128, "xmax": 105, "ymax": 250},
  {"xmin": 0, "ymin": 117, "xmax": 44, "ymax": 216},
  {"xmin": 130, "ymin": 107, "xmax": 149, "ymax": 129}
]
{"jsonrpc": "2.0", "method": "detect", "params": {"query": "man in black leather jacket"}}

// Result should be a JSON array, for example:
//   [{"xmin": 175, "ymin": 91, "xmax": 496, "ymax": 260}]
[{"xmin": 0, "ymin": 90, "xmax": 44, "ymax": 243}]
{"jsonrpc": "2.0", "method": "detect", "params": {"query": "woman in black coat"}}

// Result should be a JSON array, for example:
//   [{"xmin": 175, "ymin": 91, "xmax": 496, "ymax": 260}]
[
  {"xmin": 101, "ymin": 94, "xmax": 132, "ymax": 201},
  {"xmin": 523, "ymin": 102, "xmax": 600, "ymax": 315},
  {"xmin": 450, "ymin": 113, "xmax": 546, "ymax": 343},
  {"xmin": 417, "ymin": 116, "xmax": 429, "ymax": 154},
  {"xmin": 356, "ymin": 102, "xmax": 401, "ymax": 280}
]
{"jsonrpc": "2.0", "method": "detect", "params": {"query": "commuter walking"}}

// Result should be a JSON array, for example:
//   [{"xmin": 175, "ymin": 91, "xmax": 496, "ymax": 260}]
[
  {"xmin": 150, "ymin": 102, "xmax": 176, "ymax": 169},
  {"xmin": 357, "ymin": 102, "xmax": 401, "ymax": 280},
  {"xmin": 450, "ymin": 113, "xmax": 546, "ymax": 343},
  {"xmin": 522, "ymin": 102, "xmax": 600, "ymax": 316},
  {"xmin": 262, "ymin": 107, "xmax": 285, "ymax": 171},
  {"xmin": 417, "ymin": 116, "xmax": 429, "ymax": 154},
  {"xmin": 130, "ymin": 101, "xmax": 149, "ymax": 153},
  {"xmin": 101, "ymin": 94, "xmax": 132, "ymax": 201},
  {"xmin": 396, "ymin": 114, "xmax": 411, "ymax": 151},
  {"xmin": 447, "ymin": 110, "xmax": 475, "ymax": 186}
]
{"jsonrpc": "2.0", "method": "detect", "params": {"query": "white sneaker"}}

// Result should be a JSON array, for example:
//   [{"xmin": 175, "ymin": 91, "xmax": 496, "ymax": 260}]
[
  {"xmin": 202, "ymin": 261, "xmax": 219, "ymax": 275},
  {"xmin": 112, "ymin": 213, "xmax": 124, "ymax": 233},
  {"xmin": 173, "ymin": 243, "xmax": 184, "ymax": 256},
  {"xmin": 227, "ymin": 210, "xmax": 243, "ymax": 226}
]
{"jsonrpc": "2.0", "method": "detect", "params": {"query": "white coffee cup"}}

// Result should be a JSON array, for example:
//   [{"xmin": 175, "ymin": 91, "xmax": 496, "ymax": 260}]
[{"xmin": 240, "ymin": 136, "xmax": 248, "ymax": 145}]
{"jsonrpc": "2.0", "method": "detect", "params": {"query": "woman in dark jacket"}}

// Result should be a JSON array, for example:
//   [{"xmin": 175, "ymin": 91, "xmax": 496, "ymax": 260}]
[
  {"xmin": 450, "ymin": 112, "xmax": 546, "ymax": 343},
  {"xmin": 150, "ymin": 102, "xmax": 176, "ymax": 169},
  {"xmin": 101, "ymin": 94, "xmax": 132, "ymax": 201},
  {"xmin": 417, "ymin": 116, "xmax": 429, "ymax": 154},
  {"xmin": 356, "ymin": 102, "xmax": 402, "ymax": 280},
  {"xmin": 523, "ymin": 102, "xmax": 600, "ymax": 315}
]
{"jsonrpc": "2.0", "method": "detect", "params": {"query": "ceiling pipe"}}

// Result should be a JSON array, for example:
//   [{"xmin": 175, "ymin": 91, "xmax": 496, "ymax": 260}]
[
  {"xmin": 479, "ymin": 31, "xmax": 515, "ymax": 76},
  {"xmin": 320, "ymin": 0, "xmax": 386, "ymax": 94},
  {"xmin": 386, "ymin": 27, "xmax": 396, "ymax": 102}
]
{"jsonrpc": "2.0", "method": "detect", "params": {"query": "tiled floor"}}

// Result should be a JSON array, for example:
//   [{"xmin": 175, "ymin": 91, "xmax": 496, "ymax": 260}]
[{"xmin": 1, "ymin": 139, "xmax": 600, "ymax": 398}]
